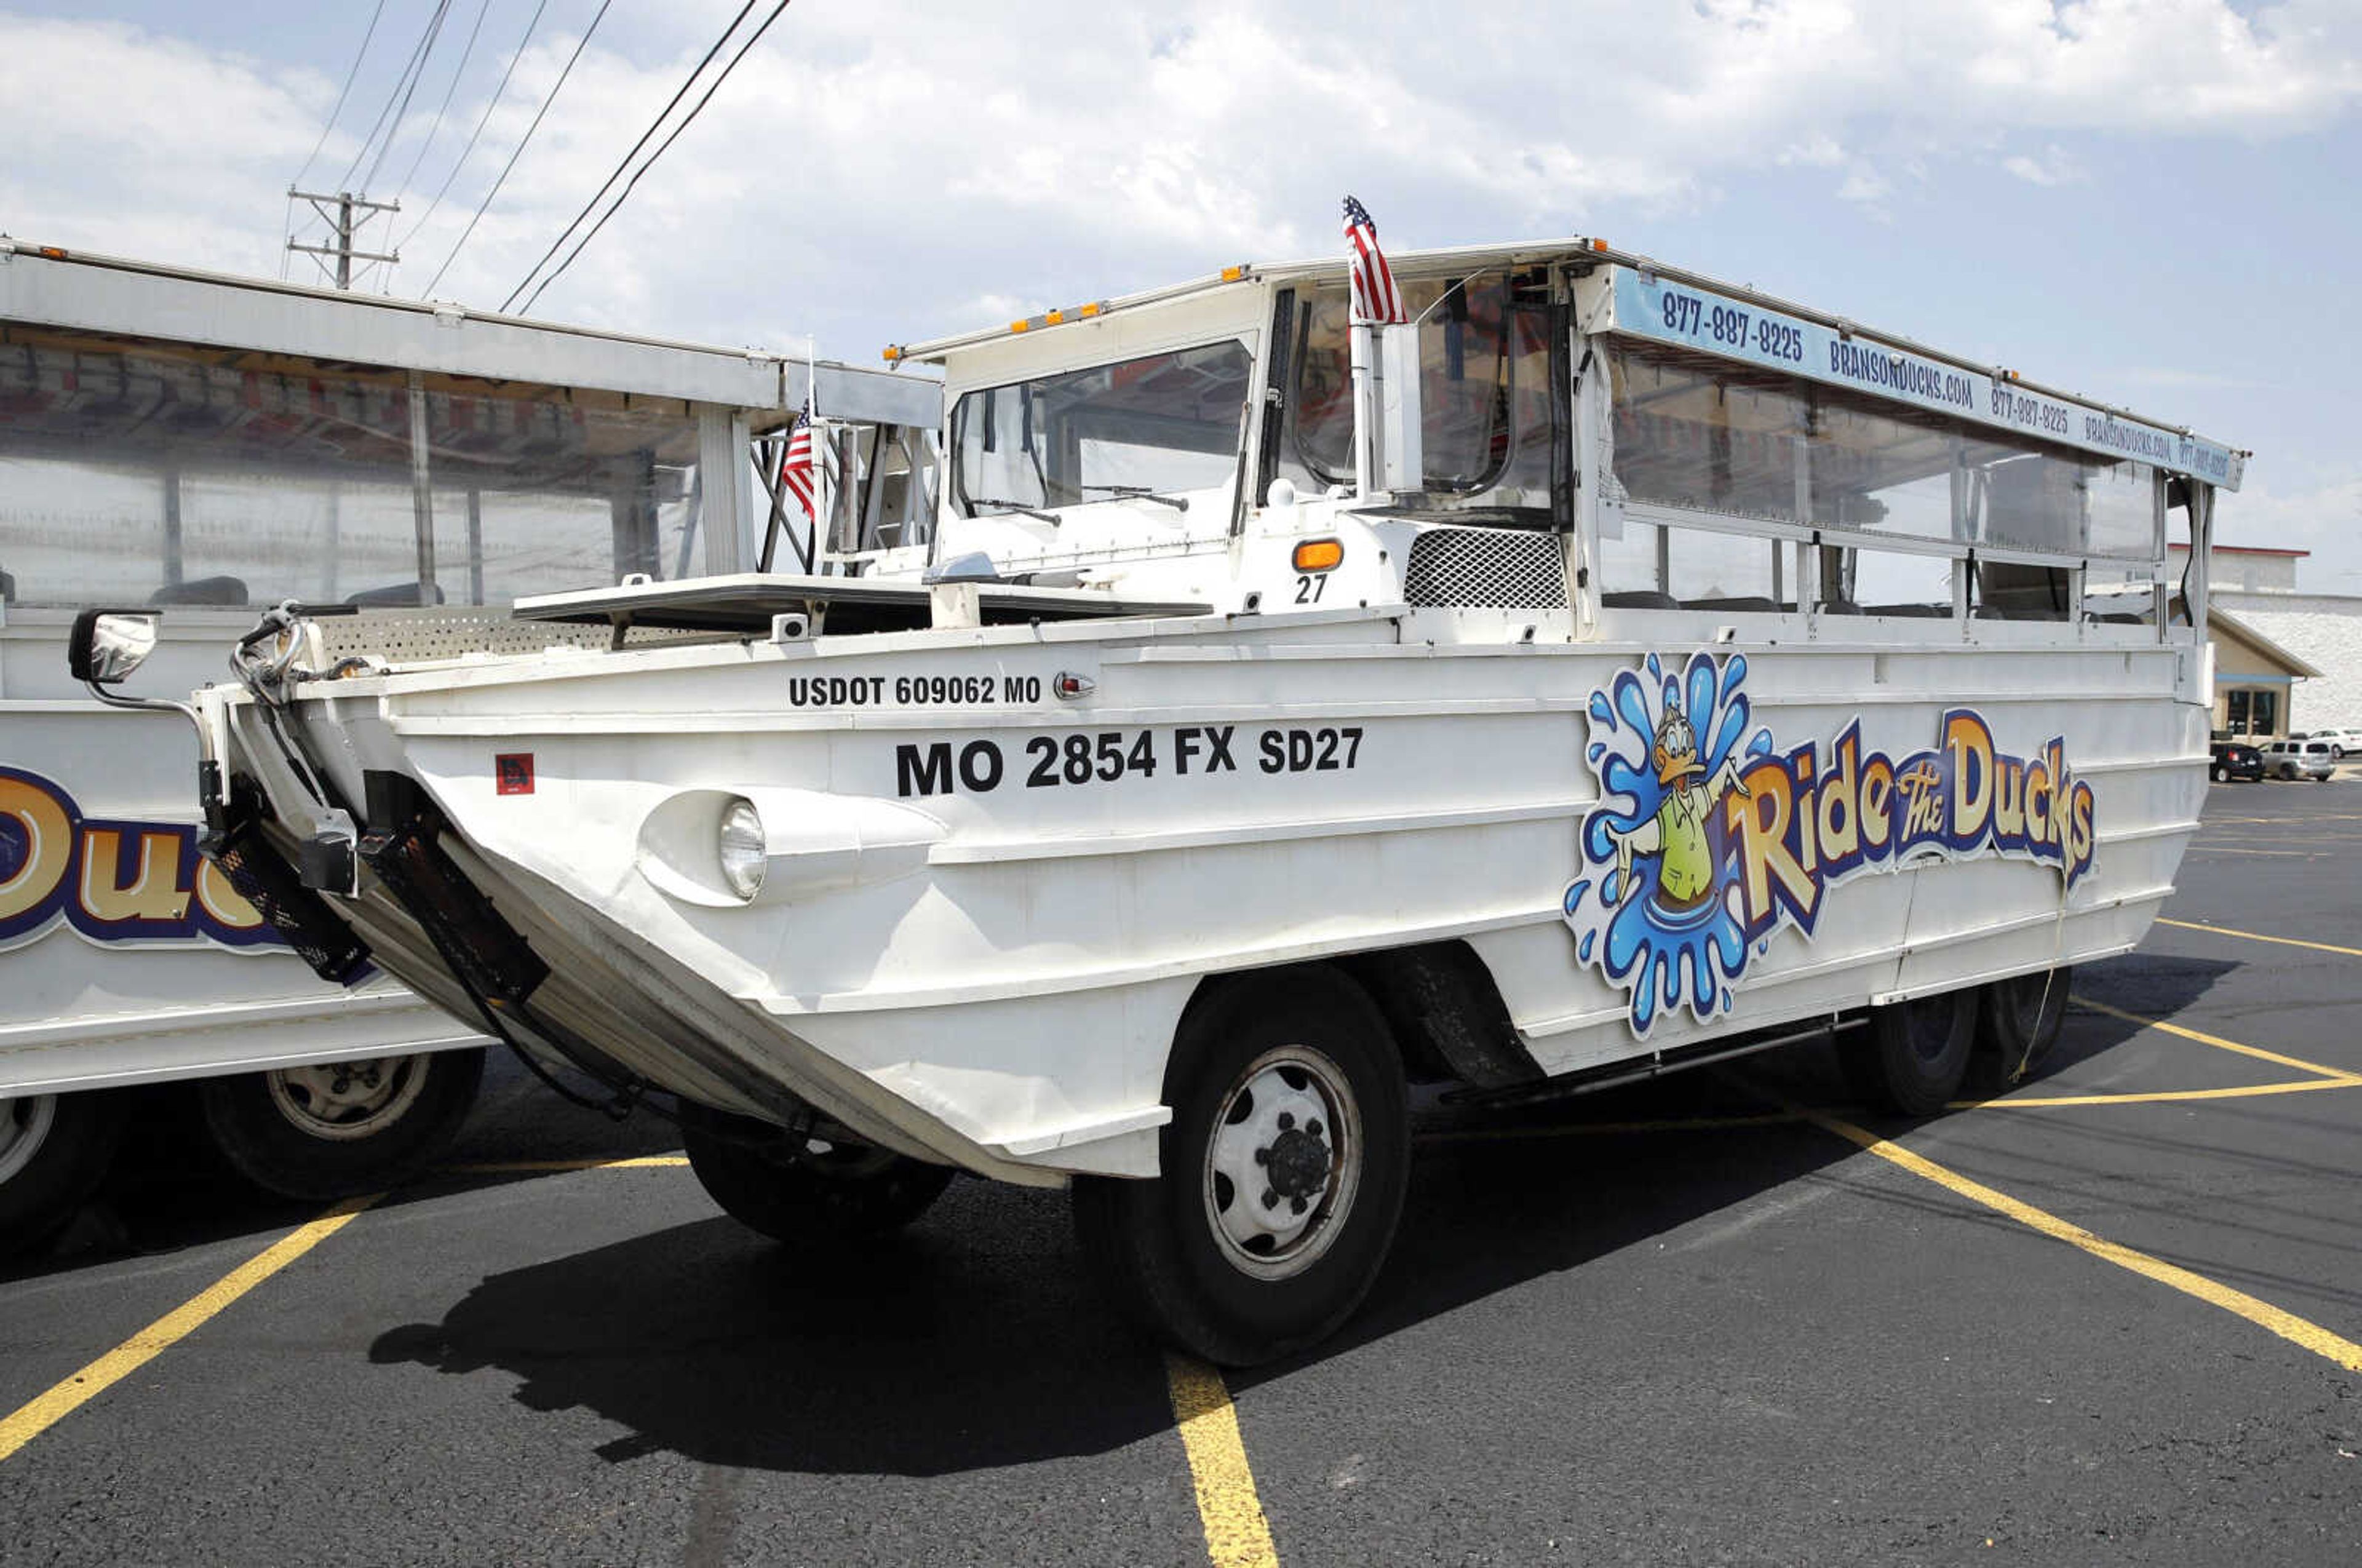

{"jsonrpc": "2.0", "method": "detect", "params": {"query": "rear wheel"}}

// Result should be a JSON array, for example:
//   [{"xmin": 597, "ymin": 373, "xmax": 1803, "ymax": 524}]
[
  {"xmin": 1840, "ymin": 988, "xmax": 1978, "ymax": 1116},
  {"xmin": 0, "ymin": 1091, "xmax": 126, "ymax": 1260},
  {"xmin": 199, "ymin": 1048, "xmax": 484, "ymax": 1201},
  {"xmin": 1973, "ymin": 966, "xmax": 2071, "ymax": 1089},
  {"xmin": 1073, "ymin": 966, "xmax": 1409, "ymax": 1367},
  {"xmin": 683, "ymin": 1120, "xmax": 953, "ymax": 1244}
]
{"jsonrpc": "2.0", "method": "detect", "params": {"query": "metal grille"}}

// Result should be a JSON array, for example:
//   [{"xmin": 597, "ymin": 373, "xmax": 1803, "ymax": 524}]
[
  {"xmin": 308, "ymin": 608, "xmax": 718, "ymax": 665},
  {"xmin": 1401, "ymin": 527, "xmax": 1569, "ymax": 609}
]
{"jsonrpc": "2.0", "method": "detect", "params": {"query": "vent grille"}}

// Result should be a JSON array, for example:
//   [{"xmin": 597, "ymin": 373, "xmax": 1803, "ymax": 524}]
[
  {"xmin": 309, "ymin": 608, "xmax": 718, "ymax": 665},
  {"xmin": 1401, "ymin": 527, "xmax": 1568, "ymax": 609}
]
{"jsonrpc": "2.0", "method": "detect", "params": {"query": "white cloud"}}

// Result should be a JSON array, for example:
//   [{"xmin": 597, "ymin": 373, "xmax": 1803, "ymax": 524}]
[
  {"xmin": 2002, "ymin": 145, "xmax": 2083, "ymax": 186},
  {"xmin": 6, "ymin": 2, "xmax": 2356, "ymax": 338}
]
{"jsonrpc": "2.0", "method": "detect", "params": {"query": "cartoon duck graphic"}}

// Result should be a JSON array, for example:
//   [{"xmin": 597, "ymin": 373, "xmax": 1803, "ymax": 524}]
[{"xmin": 1605, "ymin": 703, "xmax": 1752, "ymax": 913}]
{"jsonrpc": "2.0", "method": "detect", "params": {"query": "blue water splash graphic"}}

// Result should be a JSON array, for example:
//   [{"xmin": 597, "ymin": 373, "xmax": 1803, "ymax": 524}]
[{"xmin": 1563, "ymin": 651, "xmax": 1773, "ymax": 1035}]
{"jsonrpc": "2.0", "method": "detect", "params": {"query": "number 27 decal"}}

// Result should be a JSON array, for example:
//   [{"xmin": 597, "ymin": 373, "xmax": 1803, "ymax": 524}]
[{"xmin": 1294, "ymin": 574, "xmax": 1327, "ymax": 604}]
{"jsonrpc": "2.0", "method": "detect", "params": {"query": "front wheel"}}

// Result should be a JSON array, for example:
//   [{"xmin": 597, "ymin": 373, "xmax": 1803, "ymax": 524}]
[
  {"xmin": 0, "ymin": 1091, "xmax": 127, "ymax": 1259},
  {"xmin": 683, "ymin": 1120, "xmax": 953, "ymax": 1244},
  {"xmin": 1840, "ymin": 988, "xmax": 1978, "ymax": 1116},
  {"xmin": 199, "ymin": 1048, "xmax": 485, "ymax": 1201},
  {"xmin": 1073, "ymin": 966, "xmax": 1410, "ymax": 1367}
]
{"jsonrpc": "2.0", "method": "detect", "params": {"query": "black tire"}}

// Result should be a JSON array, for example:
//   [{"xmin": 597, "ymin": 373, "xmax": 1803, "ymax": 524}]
[
  {"xmin": 0, "ymin": 1091, "xmax": 127, "ymax": 1260},
  {"xmin": 1072, "ymin": 965, "xmax": 1410, "ymax": 1367},
  {"xmin": 1972, "ymin": 966, "xmax": 2071, "ymax": 1089},
  {"xmin": 683, "ymin": 1120, "xmax": 953, "ymax": 1244},
  {"xmin": 198, "ymin": 1048, "xmax": 485, "ymax": 1201},
  {"xmin": 2209, "ymin": 764, "xmax": 2225, "ymax": 782},
  {"xmin": 1840, "ymin": 987, "xmax": 1978, "ymax": 1117}
]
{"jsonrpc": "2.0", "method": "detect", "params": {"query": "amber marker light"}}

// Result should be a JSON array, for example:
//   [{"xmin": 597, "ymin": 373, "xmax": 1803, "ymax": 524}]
[{"xmin": 1292, "ymin": 538, "xmax": 1345, "ymax": 573}]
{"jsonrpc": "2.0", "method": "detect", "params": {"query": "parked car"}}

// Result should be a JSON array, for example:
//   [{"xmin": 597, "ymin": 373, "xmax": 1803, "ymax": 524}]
[
  {"xmin": 2305, "ymin": 726, "xmax": 2362, "ymax": 759},
  {"xmin": 2261, "ymin": 739, "xmax": 2336, "ymax": 781},
  {"xmin": 2209, "ymin": 741, "xmax": 2265, "ymax": 782}
]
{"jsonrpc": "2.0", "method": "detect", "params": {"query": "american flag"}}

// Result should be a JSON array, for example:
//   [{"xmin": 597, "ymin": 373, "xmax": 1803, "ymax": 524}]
[
  {"xmin": 1342, "ymin": 194, "xmax": 1406, "ymax": 325},
  {"xmin": 779, "ymin": 405, "xmax": 816, "ymax": 522}
]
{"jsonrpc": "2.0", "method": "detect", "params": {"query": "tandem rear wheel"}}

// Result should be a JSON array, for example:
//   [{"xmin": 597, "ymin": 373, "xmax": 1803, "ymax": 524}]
[
  {"xmin": 1841, "ymin": 988, "xmax": 1979, "ymax": 1116},
  {"xmin": 1971, "ymin": 966, "xmax": 2072, "ymax": 1090},
  {"xmin": 683, "ymin": 1118, "xmax": 955, "ymax": 1244},
  {"xmin": 0, "ymin": 1090, "xmax": 127, "ymax": 1261},
  {"xmin": 198, "ymin": 1047, "xmax": 485, "ymax": 1201},
  {"xmin": 1072, "ymin": 965, "xmax": 1410, "ymax": 1367}
]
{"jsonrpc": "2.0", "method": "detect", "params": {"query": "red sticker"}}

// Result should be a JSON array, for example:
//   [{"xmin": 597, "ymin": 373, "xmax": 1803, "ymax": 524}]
[{"xmin": 495, "ymin": 754, "xmax": 535, "ymax": 795}]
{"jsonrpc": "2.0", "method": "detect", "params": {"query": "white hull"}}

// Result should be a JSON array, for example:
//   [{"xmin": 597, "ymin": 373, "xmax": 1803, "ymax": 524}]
[{"xmin": 229, "ymin": 605, "xmax": 2205, "ymax": 1181}]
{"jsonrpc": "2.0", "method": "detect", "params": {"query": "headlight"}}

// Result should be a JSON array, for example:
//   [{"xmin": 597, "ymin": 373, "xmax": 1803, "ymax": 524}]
[{"xmin": 717, "ymin": 798, "xmax": 766, "ymax": 901}]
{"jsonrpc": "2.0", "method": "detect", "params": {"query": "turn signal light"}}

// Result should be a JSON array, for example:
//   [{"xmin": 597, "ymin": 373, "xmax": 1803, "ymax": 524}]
[{"xmin": 1292, "ymin": 538, "xmax": 1344, "ymax": 573}]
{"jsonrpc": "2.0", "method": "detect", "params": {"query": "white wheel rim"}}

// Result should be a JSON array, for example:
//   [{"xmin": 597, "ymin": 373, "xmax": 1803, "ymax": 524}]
[
  {"xmin": 0, "ymin": 1094, "xmax": 58, "ymax": 1186},
  {"xmin": 1201, "ymin": 1046, "xmax": 1361, "ymax": 1280},
  {"xmin": 264, "ymin": 1058, "xmax": 429, "ymax": 1142}
]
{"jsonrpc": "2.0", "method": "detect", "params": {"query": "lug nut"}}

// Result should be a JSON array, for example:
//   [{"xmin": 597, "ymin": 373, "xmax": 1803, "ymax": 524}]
[
  {"xmin": 1307, "ymin": 1118, "xmax": 1322, "ymax": 1138},
  {"xmin": 1254, "ymin": 1147, "xmax": 1269, "ymax": 1164},
  {"xmin": 1290, "ymin": 1196, "xmax": 1308, "ymax": 1216},
  {"xmin": 1261, "ymin": 1187, "xmax": 1278, "ymax": 1208},
  {"xmin": 1277, "ymin": 1112, "xmax": 1295, "ymax": 1131}
]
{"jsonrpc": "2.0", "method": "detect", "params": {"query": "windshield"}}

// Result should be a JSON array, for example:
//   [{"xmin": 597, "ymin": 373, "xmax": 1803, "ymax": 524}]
[{"xmin": 950, "ymin": 341, "xmax": 1254, "ymax": 517}]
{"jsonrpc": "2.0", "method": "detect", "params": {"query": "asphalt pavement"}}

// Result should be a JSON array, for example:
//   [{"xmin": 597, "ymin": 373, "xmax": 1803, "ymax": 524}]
[{"xmin": 3, "ymin": 778, "xmax": 2358, "ymax": 1567}]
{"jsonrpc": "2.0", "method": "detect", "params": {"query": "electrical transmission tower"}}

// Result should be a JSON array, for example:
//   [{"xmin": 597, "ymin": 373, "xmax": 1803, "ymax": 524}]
[{"xmin": 287, "ymin": 189, "xmax": 400, "ymax": 289}]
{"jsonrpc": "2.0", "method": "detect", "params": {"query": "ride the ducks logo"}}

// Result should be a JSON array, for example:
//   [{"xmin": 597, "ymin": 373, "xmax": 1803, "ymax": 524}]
[
  {"xmin": 1561, "ymin": 652, "xmax": 2096, "ymax": 1035},
  {"xmin": 0, "ymin": 766, "xmax": 282, "ymax": 953}
]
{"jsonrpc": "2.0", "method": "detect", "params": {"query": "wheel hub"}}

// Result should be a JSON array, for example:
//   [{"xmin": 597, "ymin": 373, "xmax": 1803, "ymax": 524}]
[
  {"xmin": 1259, "ymin": 1121, "xmax": 1330, "ymax": 1206},
  {"xmin": 264, "ymin": 1057, "xmax": 429, "ymax": 1142},
  {"xmin": 1203, "ymin": 1046, "xmax": 1362, "ymax": 1279}
]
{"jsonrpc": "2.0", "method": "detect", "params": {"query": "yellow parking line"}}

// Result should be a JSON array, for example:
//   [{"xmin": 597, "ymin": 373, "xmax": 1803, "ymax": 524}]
[
  {"xmin": 2071, "ymin": 996, "xmax": 2360, "ymax": 1082},
  {"xmin": 1949, "ymin": 1078, "xmax": 2359, "ymax": 1110},
  {"xmin": 1803, "ymin": 1109, "xmax": 2362, "ymax": 1374},
  {"xmin": 0, "ymin": 1193, "xmax": 381, "ymax": 1466},
  {"xmin": 2157, "ymin": 917, "xmax": 2362, "ymax": 961},
  {"xmin": 1165, "ymin": 1354, "xmax": 1281, "ymax": 1568},
  {"xmin": 437, "ymin": 1155, "xmax": 691, "ymax": 1174}
]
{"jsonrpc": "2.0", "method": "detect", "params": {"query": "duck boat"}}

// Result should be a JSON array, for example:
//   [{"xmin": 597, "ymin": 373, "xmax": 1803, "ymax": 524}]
[{"xmin": 79, "ymin": 231, "xmax": 2242, "ymax": 1363}]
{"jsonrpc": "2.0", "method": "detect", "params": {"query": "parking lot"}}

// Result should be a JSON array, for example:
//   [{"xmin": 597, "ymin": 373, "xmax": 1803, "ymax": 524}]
[{"xmin": 4, "ymin": 779, "xmax": 2358, "ymax": 1568}]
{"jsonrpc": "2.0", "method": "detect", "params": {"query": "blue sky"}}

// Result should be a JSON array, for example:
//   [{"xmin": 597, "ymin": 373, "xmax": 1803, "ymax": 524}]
[{"xmin": 6, "ymin": 1, "xmax": 2358, "ymax": 581}]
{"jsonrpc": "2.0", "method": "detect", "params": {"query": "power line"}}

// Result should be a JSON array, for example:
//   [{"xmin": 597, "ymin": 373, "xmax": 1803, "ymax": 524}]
[
  {"xmin": 422, "ymin": 0, "xmax": 616, "ymax": 297},
  {"xmin": 500, "ymin": 0, "xmax": 758, "ymax": 313},
  {"xmin": 517, "ymin": 0, "xmax": 793, "ymax": 316},
  {"xmin": 397, "ymin": 0, "xmax": 554, "ymax": 252},
  {"xmin": 338, "ymin": 0, "xmax": 453, "ymax": 194},
  {"xmin": 290, "ymin": 0, "xmax": 392, "ymax": 192},
  {"xmin": 393, "ymin": 0, "xmax": 496, "ymax": 205}
]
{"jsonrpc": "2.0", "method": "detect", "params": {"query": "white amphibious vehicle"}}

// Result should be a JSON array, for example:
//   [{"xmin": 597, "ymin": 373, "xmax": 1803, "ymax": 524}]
[{"xmin": 83, "ymin": 238, "xmax": 2241, "ymax": 1363}]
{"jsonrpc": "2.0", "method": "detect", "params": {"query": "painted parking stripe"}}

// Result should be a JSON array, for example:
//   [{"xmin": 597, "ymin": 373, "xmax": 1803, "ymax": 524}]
[
  {"xmin": 437, "ymin": 1155, "xmax": 691, "ymax": 1174},
  {"xmin": 1802, "ymin": 1109, "xmax": 2362, "ymax": 1375},
  {"xmin": 2071, "ymin": 996, "xmax": 2361, "ymax": 1082},
  {"xmin": 1166, "ymin": 1353, "xmax": 1281, "ymax": 1568},
  {"xmin": 0, "ymin": 1193, "xmax": 381, "ymax": 1466},
  {"xmin": 2156, "ymin": 917, "xmax": 2362, "ymax": 961}
]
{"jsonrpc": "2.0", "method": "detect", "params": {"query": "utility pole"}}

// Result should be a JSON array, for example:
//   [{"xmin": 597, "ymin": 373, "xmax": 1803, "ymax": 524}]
[{"xmin": 287, "ymin": 189, "xmax": 399, "ymax": 289}]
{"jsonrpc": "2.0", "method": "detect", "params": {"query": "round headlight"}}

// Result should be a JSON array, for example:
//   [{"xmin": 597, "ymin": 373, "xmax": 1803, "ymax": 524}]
[{"xmin": 717, "ymin": 798, "xmax": 766, "ymax": 901}]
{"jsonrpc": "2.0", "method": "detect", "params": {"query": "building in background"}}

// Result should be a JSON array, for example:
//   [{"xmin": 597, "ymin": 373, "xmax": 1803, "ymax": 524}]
[
  {"xmin": 2207, "ymin": 608, "xmax": 2321, "ymax": 738},
  {"xmin": 2174, "ymin": 543, "xmax": 2308, "ymax": 593}
]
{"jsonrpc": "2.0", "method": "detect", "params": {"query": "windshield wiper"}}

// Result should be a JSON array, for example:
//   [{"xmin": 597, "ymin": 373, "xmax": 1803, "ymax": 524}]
[
  {"xmin": 1080, "ymin": 484, "xmax": 1191, "ymax": 512},
  {"xmin": 968, "ymin": 497, "xmax": 1062, "ymax": 525}
]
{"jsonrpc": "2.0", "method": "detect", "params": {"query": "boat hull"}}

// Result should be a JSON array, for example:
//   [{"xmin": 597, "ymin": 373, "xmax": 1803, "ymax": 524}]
[{"xmin": 228, "ymin": 608, "xmax": 2207, "ymax": 1180}]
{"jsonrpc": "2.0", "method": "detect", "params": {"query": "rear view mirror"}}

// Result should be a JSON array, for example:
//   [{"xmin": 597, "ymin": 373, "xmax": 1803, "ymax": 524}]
[{"xmin": 69, "ymin": 609, "xmax": 160, "ymax": 685}]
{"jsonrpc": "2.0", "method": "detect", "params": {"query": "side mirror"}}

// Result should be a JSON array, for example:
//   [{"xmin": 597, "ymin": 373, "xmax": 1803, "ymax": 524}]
[{"xmin": 68, "ymin": 608, "xmax": 160, "ymax": 685}]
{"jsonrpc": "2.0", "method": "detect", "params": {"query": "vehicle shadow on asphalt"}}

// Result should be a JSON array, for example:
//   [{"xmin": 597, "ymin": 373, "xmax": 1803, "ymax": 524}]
[{"xmin": 344, "ymin": 951, "xmax": 2256, "ymax": 1474}]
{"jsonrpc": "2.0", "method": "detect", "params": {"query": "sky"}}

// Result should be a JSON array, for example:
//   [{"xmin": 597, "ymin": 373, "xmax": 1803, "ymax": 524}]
[{"xmin": 4, "ymin": 0, "xmax": 2360, "ymax": 584}]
